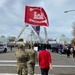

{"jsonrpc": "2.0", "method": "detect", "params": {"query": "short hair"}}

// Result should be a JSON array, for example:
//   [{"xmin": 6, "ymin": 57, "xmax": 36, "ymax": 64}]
[{"xmin": 42, "ymin": 44, "xmax": 46, "ymax": 50}]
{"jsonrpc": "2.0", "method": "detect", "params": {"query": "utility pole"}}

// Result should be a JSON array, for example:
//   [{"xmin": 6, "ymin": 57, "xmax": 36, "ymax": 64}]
[{"xmin": 64, "ymin": 10, "xmax": 75, "ymax": 13}]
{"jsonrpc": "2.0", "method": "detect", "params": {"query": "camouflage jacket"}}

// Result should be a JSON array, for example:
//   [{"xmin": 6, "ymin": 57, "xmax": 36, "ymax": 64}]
[
  {"xmin": 27, "ymin": 49, "xmax": 37, "ymax": 64},
  {"xmin": 15, "ymin": 50, "xmax": 29, "ymax": 63}
]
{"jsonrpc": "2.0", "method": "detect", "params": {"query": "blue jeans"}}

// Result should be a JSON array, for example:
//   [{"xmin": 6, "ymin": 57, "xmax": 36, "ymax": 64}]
[{"xmin": 59, "ymin": 49, "xmax": 62, "ymax": 55}]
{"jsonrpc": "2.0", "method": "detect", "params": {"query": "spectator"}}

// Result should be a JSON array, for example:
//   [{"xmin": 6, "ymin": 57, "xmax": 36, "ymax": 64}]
[
  {"xmin": 73, "ymin": 44, "xmax": 75, "ymax": 58},
  {"xmin": 66, "ymin": 45, "xmax": 71, "ymax": 58},
  {"xmin": 46, "ymin": 43, "xmax": 51, "ymax": 51},
  {"xmin": 10, "ymin": 44, "xmax": 13, "ymax": 51},
  {"xmin": 58, "ymin": 44, "xmax": 63, "ymax": 55}
]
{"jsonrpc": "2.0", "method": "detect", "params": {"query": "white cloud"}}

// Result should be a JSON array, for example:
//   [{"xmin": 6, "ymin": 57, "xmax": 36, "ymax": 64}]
[
  {"xmin": 0, "ymin": 0, "xmax": 75, "ymax": 39},
  {"xmin": 50, "ymin": 0, "xmax": 68, "ymax": 6},
  {"xmin": 0, "ymin": 0, "xmax": 6, "ymax": 7}
]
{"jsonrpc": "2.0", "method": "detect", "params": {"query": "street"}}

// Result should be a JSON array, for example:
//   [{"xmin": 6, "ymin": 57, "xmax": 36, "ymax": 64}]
[{"xmin": 0, "ymin": 47, "xmax": 75, "ymax": 75}]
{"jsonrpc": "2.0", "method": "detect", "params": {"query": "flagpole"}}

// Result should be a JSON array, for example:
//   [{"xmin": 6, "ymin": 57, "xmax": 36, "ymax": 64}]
[
  {"xmin": 44, "ymin": 27, "xmax": 48, "ymax": 44},
  {"xmin": 15, "ymin": 24, "xmax": 28, "ymax": 43}
]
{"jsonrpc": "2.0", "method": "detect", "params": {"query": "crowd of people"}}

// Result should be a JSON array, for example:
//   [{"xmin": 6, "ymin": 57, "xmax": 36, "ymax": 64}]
[
  {"xmin": 65, "ymin": 44, "xmax": 75, "ymax": 58},
  {"xmin": 15, "ymin": 43, "xmax": 53, "ymax": 75},
  {"xmin": 15, "ymin": 42, "xmax": 75, "ymax": 75},
  {"xmin": 33, "ymin": 43, "xmax": 75, "ymax": 58}
]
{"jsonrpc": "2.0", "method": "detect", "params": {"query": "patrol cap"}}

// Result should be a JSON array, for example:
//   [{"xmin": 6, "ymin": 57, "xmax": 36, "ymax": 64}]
[{"xmin": 18, "ymin": 44, "xmax": 24, "ymax": 49}]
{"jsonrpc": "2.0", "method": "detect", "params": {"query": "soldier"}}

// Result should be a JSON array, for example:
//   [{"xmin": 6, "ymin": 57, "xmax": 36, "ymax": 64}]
[
  {"xmin": 27, "ymin": 45, "xmax": 37, "ymax": 75},
  {"xmin": 15, "ymin": 44, "xmax": 29, "ymax": 75}
]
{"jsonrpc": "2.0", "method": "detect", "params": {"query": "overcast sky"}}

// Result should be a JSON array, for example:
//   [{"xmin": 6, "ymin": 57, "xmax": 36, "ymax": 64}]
[{"xmin": 0, "ymin": 0, "xmax": 75, "ymax": 39}]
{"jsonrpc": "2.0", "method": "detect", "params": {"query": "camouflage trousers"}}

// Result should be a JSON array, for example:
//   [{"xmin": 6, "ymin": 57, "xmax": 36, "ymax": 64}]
[
  {"xmin": 28, "ymin": 63, "xmax": 35, "ymax": 75},
  {"xmin": 17, "ymin": 63, "xmax": 28, "ymax": 75}
]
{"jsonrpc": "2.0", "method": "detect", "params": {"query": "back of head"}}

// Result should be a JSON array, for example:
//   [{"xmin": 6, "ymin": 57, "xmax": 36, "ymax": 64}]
[
  {"xmin": 42, "ymin": 44, "xmax": 46, "ymax": 50},
  {"xmin": 30, "ymin": 45, "xmax": 34, "ymax": 49}
]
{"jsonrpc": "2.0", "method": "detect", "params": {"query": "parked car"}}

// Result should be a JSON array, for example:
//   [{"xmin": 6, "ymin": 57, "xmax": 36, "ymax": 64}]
[
  {"xmin": 0, "ymin": 44, "xmax": 7, "ymax": 52},
  {"xmin": 50, "ymin": 44, "xmax": 59, "ymax": 53},
  {"xmin": 50, "ymin": 43, "xmax": 66, "ymax": 54}
]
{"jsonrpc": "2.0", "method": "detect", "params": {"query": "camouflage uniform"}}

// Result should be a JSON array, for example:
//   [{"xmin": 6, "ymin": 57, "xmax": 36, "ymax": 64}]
[
  {"xmin": 15, "ymin": 45, "xmax": 29, "ymax": 75},
  {"xmin": 27, "ymin": 48, "xmax": 37, "ymax": 75}
]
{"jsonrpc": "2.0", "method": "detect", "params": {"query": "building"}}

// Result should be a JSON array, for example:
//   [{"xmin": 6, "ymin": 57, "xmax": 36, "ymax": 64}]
[
  {"xmin": 57, "ymin": 34, "xmax": 71, "ymax": 45},
  {"xmin": 25, "ymin": 30, "xmax": 44, "ymax": 44},
  {"xmin": 0, "ymin": 35, "xmax": 8, "ymax": 44}
]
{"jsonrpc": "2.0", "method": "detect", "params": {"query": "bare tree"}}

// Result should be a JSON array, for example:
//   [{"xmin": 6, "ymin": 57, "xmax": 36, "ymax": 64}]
[{"xmin": 72, "ymin": 22, "xmax": 75, "ymax": 38}]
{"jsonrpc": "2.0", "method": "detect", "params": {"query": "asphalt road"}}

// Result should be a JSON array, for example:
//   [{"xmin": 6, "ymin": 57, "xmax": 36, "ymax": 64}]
[{"xmin": 0, "ymin": 47, "xmax": 75, "ymax": 74}]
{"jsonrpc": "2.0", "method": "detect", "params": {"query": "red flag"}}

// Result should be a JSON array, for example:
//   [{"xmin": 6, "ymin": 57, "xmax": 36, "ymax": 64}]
[
  {"xmin": 24, "ymin": 6, "xmax": 49, "ymax": 27},
  {"xmin": 32, "ymin": 26, "xmax": 40, "ymax": 36}
]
